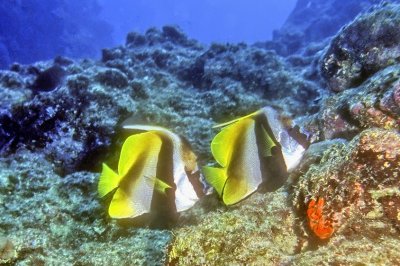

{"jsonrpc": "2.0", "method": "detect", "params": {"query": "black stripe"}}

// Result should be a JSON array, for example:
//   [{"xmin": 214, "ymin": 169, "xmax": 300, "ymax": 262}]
[
  {"xmin": 254, "ymin": 114, "xmax": 288, "ymax": 192},
  {"xmin": 149, "ymin": 134, "xmax": 178, "ymax": 228},
  {"xmin": 119, "ymin": 151, "xmax": 149, "ymax": 195}
]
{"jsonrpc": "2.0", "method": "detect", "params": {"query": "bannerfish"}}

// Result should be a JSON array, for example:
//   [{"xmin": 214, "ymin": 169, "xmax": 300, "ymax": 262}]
[
  {"xmin": 98, "ymin": 125, "xmax": 204, "ymax": 222},
  {"xmin": 203, "ymin": 106, "xmax": 306, "ymax": 205}
]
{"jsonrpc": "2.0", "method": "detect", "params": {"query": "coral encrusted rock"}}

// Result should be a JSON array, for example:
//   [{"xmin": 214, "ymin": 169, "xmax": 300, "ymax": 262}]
[
  {"xmin": 292, "ymin": 128, "xmax": 400, "ymax": 241},
  {"xmin": 321, "ymin": 3, "xmax": 400, "ymax": 92}
]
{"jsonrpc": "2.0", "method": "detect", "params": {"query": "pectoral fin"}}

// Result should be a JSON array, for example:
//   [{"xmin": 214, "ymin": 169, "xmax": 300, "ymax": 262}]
[{"xmin": 145, "ymin": 176, "xmax": 172, "ymax": 195}]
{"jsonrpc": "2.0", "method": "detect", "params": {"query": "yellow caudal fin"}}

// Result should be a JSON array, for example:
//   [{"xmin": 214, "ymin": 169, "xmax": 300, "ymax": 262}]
[
  {"xmin": 202, "ymin": 166, "xmax": 227, "ymax": 196},
  {"xmin": 213, "ymin": 110, "xmax": 260, "ymax": 129},
  {"xmin": 108, "ymin": 189, "xmax": 136, "ymax": 218},
  {"xmin": 260, "ymin": 125, "xmax": 276, "ymax": 157},
  {"xmin": 118, "ymin": 132, "xmax": 162, "ymax": 177},
  {"xmin": 98, "ymin": 163, "xmax": 121, "ymax": 198}
]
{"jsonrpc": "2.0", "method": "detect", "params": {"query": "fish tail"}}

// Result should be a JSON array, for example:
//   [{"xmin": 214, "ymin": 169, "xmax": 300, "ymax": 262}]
[{"xmin": 98, "ymin": 163, "xmax": 120, "ymax": 198}]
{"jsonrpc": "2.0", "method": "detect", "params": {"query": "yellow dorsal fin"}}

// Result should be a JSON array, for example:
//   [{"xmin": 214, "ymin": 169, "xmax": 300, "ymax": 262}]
[
  {"xmin": 98, "ymin": 163, "xmax": 121, "ymax": 198},
  {"xmin": 202, "ymin": 166, "xmax": 227, "ymax": 196},
  {"xmin": 211, "ymin": 118, "xmax": 254, "ymax": 167},
  {"xmin": 260, "ymin": 125, "xmax": 276, "ymax": 157},
  {"xmin": 213, "ymin": 110, "xmax": 260, "ymax": 129},
  {"xmin": 118, "ymin": 132, "xmax": 162, "ymax": 177}
]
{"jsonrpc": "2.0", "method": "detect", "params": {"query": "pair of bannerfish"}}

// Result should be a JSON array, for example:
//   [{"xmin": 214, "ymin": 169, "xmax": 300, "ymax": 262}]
[{"xmin": 98, "ymin": 106, "xmax": 307, "ymax": 222}]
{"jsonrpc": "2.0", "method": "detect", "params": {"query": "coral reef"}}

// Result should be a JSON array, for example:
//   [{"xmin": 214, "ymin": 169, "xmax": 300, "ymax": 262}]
[
  {"xmin": 299, "ymin": 64, "xmax": 400, "ymax": 142},
  {"xmin": 0, "ymin": 149, "xmax": 171, "ymax": 265},
  {"xmin": 263, "ymin": 0, "xmax": 382, "ymax": 56},
  {"xmin": 1, "ymin": 0, "xmax": 400, "ymax": 264},
  {"xmin": 170, "ymin": 129, "xmax": 400, "ymax": 265},
  {"xmin": 293, "ymin": 129, "xmax": 400, "ymax": 240},
  {"xmin": 0, "ymin": 25, "xmax": 291, "ymax": 264},
  {"xmin": 321, "ymin": 3, "xmax": 400, "ymax": 92},
  {"xmin": 170, "ymin": 191, "xmax": 299, "ymax": 265}
]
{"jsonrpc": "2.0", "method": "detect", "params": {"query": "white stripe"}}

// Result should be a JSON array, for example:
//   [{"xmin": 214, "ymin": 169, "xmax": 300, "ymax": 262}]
[{"xmin": 261, "ymin": 107, "xmax": 305, "ymax": 172}]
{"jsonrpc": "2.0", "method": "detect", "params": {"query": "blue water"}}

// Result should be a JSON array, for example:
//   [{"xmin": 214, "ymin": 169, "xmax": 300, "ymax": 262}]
[
  {"xmin": 98, "ymin": 0, "xmax": 296, "ymax": 44},
  {"xmin": 0, "ymin": 0, "xmax": 295, "ymax": 68}
]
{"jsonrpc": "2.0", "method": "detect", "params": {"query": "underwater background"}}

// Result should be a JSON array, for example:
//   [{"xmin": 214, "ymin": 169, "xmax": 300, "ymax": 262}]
[{"xmin": 1, "ymin": 0, "xmax": 400, "ymax": 265}]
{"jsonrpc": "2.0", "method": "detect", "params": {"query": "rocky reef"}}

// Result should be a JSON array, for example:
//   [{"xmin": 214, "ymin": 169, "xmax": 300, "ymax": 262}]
[
  {"xmin": 265, "ymin": 0, "xmax": 393, "ymax": 56},
  {"xmin": 1, "ymin": 1, "xmax": 400, "ymax": 265},
  {"xmin": 321, "ymin": 2, "xmax": 400, "ymax": 92}
]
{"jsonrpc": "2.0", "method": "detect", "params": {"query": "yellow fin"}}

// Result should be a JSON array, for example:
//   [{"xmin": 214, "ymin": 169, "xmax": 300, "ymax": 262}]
[
  {"xmin": 108, "ymin": 189, "xmax": 136, "ymax": 218},
  {"xmin": 213, "ymin": 110, "xmax": 260, "ymax": 128},
  {"xmin": 118, "ymin": 132, "xmax": 162, "ymax": 177},
  {"xmin": 207, "ymin": 116, "xmax": 263, "ymax": 205},
  {"xmin": 211, "ymin": 118, "xmax": 253, "ymax": 167},
  {"xmin": 153, "ymin": 177, "xmax": 172, "ymax": 194},
  {"xmin": 145, "ymin": 176, "xmax": 172, "ymax": 194},
  {"xmin": 222, "ymin": 171, "xmax": 253, "ymax": 206},
  {"xmin": 98, "ymin": 163, "xmax": 121, "ymax": 198},
  {"xmin": 260, "ymin": 125, "xmax": 276, "ymax": 157},
  {"xmin": 202, "ymin": 166, "xmax": 227, "ymax": 196},
  {"xmin": 221, "ymin": 119, "xmax": 259, "ymax": 205}
]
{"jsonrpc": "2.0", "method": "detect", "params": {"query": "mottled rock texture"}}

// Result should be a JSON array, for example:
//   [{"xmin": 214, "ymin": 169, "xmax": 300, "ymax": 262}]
[
  {"xmin": 299, "ymin": 65, "xmax": 400, "ymax": 142},
  {"xmin": 321, "ymin": 3, "xmax": 400, "ymax": 92},
  {"xmin": 266, "ymin": 0, "xmax": 383, "ymax": 56},
  {"xmin": 0, "ymin": 149, "xmax": 172, "ymax": 265},
  {"xmin": 293, "ymin": 129, "xmax": 400, "ymax": 238},
  {"xmin": 1, "ymin": 0, "xmax": 400, "ymax": 264},
  {"xmin": 170, "ymin": 191, "xmax": 299, "ymax": 265},
  {"xmin": 170, "ymin": 130, "xmax": 400, "ymax": 265}
]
